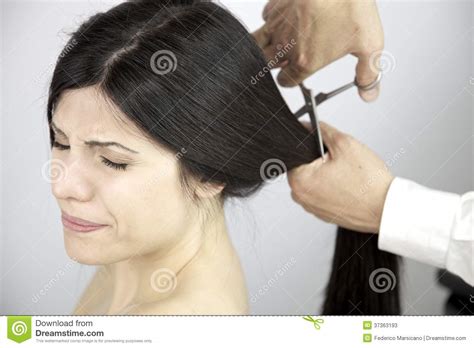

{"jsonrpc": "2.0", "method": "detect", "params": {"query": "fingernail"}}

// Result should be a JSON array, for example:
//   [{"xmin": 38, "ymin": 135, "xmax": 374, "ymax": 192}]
[
  {"xmin": 278, "ymin": 76, "xmax": 289, "ymax": 87},
  {"xmin": 361, "ymin": 87, "xmax": 379, "ymax": 102}
]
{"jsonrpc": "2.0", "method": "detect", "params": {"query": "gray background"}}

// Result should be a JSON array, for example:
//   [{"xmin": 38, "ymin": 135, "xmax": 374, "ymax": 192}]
[{"xmin": 1, "ymin": 0, "xmax": 472, "ymax": 315}]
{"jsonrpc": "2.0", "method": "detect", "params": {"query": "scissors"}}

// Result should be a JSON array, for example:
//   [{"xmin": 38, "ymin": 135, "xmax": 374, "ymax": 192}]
[{"xmin": 295, "ymin": 72, "xmax": 382, "ymax": 163}]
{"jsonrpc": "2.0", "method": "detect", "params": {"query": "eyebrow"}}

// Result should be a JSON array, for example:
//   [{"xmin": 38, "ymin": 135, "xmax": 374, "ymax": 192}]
[{"xmin": 51, "ymin": 121, "xmax": 140, "ymax": 154}]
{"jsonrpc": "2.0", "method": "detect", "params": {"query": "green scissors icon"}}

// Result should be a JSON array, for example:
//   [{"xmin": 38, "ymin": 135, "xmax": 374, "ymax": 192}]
[{"xmin": 302, "ymin": 315, "xmax": 324, "ymax": 330}]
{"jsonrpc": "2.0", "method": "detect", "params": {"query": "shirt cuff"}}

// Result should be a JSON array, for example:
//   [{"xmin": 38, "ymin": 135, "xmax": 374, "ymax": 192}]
[{"xmin": 378, "ymin": 177, "xmax": 461, "ymax": 268}]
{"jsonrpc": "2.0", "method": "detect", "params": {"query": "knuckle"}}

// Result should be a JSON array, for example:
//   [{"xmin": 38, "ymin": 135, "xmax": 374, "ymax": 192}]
[
  {"xmin": 288, "ymin": 172, "xmax": 309, "ymax": 201},
  {"xmin": 333, "ymin": 132, "xmax": 353, "ymax": 150},
  {"xmin": 365, "ymin": 40, "xmax": 384, "ymax": 57},
  {"xmin": 356, "ymin": 28, "xmax": 384, "ymax": 56},
  {"xmin": 319, "ymin": 214, "xmax": 332, "ymax": 224},
  {"xmin": 287, "ymin": 176, "xmax": 296, "ymax": 192},
  {"xmin": 352, "ymin": 23, "xmax": 362, "ymax": 37},
  {"xmin": 287, "ymin": 167, "xmax": 302, "ymax": 186},
  {"xmin": 373, "ymin": 37, "xmax": 384, "ymax": 51},
  {"xmin": 293, "ymin": 53, "xmax": 313, "ymax": 74},
  {"xmin": 288, "ymin": 175, "xmax": 302, "ymax": 195},
  {"xmin": 290, "ymin": 189, "xmax": 301, "ymax": 203}
]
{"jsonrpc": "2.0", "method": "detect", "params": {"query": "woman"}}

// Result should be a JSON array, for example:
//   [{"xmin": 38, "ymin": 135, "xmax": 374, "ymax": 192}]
[{"xmin": 47, "ymin": 0, "xmax": 399, "ymax": 315}]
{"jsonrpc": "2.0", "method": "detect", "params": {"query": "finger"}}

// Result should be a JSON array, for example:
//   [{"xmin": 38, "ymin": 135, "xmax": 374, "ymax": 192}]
[
  {"xmin": 261, "ymin": 45, "xmax": 276, "ymax": 61},
  {"xmin": 287, "ymin": 160, "xmax": 315, "ymax": 189},
  {"xmin": 263, "ymin": 22, "xmax": 293, "ymax": 63},
  {"xmin": 318, "ymin": 121, "xmax": 342, "ymax": 155},
  {"xmin": 274, "ymin": 59, "xmax": 289, "ymax": 69},
  {"xmin": 355, "ymin": 54, "xmax": 381, "ymax": 102},
  {"xmin": 261, "ymin": 45, "xmax": 287, "ymax": 65},
  {"xmin": 265, "ymin": 14, "xmax": 286, "ymax": 35},
  {"xmin": 270, "ymin": 19, "xmax": 293, "ymax": 50},
  {"xmin": 298, "ymin": 121, "xmax": 332, "ymax": 164},
  {"xmin": 291, "ymin": 153, "xmax": 325, "ymax": 180},
  {"xmin": 275, "ymin": 29, "xmax": 314, "ymax": 87},
  {"xmin": 263, "ymin": 0, "xmax": 284, "ymax": 21},
  {"xmin": 308, "ymin": 156, "xmax": 325, "ymax": 171},
  {"xmin": 252, "ymin": 24, "xmax": 271, "ymax": 48},
  {"xmin": 261, "ymin": 38, "xmax": 292, "ymax": 67},
  {"xmin": 262, "ymin": 1, "xmax": 275, "ymax": 21},
  {"xmin": 277, "ymin": 59, "xmax": 311, "ymax": 87}
]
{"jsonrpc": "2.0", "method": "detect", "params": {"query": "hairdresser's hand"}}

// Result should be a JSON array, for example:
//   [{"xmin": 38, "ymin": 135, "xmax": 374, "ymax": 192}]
[
  {"xmin": 287, "ymin": 122, "xmax": 394, "ymax": 233},
  {"xmin": 252, "ymin": 0, "xmax": 384, "ymax": 102}
]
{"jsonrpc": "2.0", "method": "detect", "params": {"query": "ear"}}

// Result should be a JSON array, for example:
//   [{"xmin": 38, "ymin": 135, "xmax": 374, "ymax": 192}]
[{"xmin": 193, "ymin": 180, "xmax": 225, "ymax": 199}]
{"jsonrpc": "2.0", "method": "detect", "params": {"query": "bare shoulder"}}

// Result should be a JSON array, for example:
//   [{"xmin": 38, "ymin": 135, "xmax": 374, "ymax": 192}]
[
  {"xmin": 125, "ymin": 297, "xmax": 198, "ymax": 315},
  {"xmin": 126, "ymin": 247, "xmax": 250, "ymax": 315},
  {"xmin": 126, "ymin": 291, "xmax": 249, "ymax": 315}
]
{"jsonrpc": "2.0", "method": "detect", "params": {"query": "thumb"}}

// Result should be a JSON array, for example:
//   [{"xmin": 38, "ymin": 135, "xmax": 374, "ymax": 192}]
[
  {"xmin": 318, "ymin": 121, "xmax": 343, "ymax": 157},
  {"xmin": 355, "ymin": 54, "xmax": 381, "ymax": 102}
]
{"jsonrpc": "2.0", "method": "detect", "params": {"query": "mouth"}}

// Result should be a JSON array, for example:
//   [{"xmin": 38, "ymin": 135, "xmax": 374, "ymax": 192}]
[{"xmin": 61, "ymin": 212, "xmax": 108, "ymax": 233}]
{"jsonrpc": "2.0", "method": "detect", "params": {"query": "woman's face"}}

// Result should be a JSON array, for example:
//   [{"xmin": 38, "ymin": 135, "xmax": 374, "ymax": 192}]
[{"xmin": 51, "ymin": 86, "xmax": 195, "ymax": 265}]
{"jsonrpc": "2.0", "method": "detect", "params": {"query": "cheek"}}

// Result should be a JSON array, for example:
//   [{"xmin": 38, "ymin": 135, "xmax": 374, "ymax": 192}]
[
  {"xmin": 108, "ymin": 165, "xmax": 191, "ymax": 250},
  {"xmin": 63, "ymin": 163, "xmax": 193, "ymax": 265}
]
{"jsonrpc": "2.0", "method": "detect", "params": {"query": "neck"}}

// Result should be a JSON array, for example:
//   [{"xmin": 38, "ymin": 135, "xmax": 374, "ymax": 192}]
[{"xmin": 101, "ymin": 203, "xmax": 229, "ymax": 314}]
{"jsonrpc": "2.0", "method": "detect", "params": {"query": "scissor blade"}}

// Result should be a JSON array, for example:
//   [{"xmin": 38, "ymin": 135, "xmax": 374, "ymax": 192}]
[
  {"xmin": 294, "ymin": 105, "xmax": 308, "ymax": 119},
  {"xmin": 307, "ymin": 89, "xmax": 326, "ymax": 162},
  {"xmin": 294, "ymin": 91, "xmax": 332, "ymax": 118}
]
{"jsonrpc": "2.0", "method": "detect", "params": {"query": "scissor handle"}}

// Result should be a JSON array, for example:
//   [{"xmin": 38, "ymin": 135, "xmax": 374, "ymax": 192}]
[
  {"xmin": 316, "ymin": 72, "xmax": 383, "ymax": 105},
  {"xmin": 316, "ymin": 80, "xmax": 355, "ymax": 104},
  {"xmin": 355, "ymin": 71, "xmax": 382, "ymax": 91}
]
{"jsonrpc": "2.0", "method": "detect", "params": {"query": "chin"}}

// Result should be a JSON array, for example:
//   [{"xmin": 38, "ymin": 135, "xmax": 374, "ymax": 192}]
[
  {"xmin": 65, "ymin": 248, "xmax": 102, "ymax": 265},
  {"xmin": 63, "ymin": 237, "xmax": 106, "ymax": 265}
]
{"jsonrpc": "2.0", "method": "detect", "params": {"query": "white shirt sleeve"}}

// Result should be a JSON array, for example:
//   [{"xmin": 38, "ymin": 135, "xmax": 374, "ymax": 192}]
[{"xmin": 378, "ymin": 177, "xmax": 474, "ymax": 286}]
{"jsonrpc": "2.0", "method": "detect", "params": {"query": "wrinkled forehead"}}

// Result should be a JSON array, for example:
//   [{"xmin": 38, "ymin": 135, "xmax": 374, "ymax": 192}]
[
  {"xmin": 53, "ymin": 86, "xmax": 141, "ymax": 141},
  {"xmin": 51, "ymin": 86, "xmax": 178, "ymax": 161}
]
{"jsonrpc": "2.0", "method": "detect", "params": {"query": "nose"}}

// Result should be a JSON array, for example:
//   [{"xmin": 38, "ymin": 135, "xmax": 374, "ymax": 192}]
[{"xmin": 49, "ymin": 156, "xmax": 94, "ymax": 202}]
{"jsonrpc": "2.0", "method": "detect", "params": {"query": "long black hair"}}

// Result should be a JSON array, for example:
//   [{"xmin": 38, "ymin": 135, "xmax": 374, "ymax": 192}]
[{"xmin": 47, "ymin": 0, "xmax": 400, "ymax": 314}]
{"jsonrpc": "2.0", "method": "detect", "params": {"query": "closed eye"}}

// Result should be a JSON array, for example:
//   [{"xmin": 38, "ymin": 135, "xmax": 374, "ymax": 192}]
[
  {"xmin": 52, "ymin": 141, "xmax": 128, "ymax": 171},
  {"xmin": 100, "ymin": 157, "xmax": 128, "ymax": 171},
  {"xmin": 52, "ymin": 140, "xmax": 69, "ymax": 151}
]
